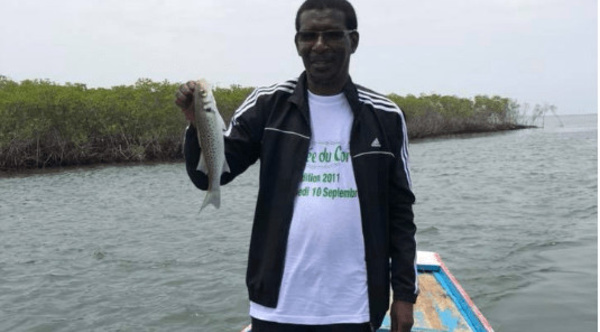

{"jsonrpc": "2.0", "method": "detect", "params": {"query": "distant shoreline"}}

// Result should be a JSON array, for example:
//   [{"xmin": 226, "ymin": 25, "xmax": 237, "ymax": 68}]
[
  {"xmin": 410, "ymin": 123, "xmax": 536, "ymax": 140},
  {"xmin": 0, "ymin": 77, "xmax": 548, "ymax": 174},
  {"xmin": 0, "ymin": 125, "xmax": 538, "ymax": 177}
]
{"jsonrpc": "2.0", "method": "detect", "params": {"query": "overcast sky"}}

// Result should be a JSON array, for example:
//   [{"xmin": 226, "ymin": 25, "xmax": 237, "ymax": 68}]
[{"xmin": 1, "ymin": 0, "xmax": 597, "ymax": 114}]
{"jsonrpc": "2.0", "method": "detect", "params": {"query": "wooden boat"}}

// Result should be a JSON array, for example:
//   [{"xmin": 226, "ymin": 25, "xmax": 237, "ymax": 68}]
[
  {"xmin": 241, "ymin": 251, "xmax": 493, "ymax": 332},
  {"xmin": 378, "ymin": 251, "xmax": 493, "ymax": 331}
]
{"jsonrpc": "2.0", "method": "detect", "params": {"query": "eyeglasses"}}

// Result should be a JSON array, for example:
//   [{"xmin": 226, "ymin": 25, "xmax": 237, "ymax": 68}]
[{"xmin": 296, "ymin": 29, "xmax": 356, "ymax": 44}]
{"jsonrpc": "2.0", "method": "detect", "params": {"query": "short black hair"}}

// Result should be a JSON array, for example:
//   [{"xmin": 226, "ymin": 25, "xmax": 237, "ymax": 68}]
[{"xmin": 295, "ymin": 0, "xmax": 358, "ymax": 31}]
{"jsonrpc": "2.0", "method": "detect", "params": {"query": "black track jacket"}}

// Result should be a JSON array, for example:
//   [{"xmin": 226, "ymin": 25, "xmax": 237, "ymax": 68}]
[{"xmin": 184, "ymin": 72, "xmax": 417, "ymax": 329}]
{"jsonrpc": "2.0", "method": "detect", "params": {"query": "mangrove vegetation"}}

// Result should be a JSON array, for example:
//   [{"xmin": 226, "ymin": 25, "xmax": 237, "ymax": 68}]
[{"xmin": 0, "ymin": 76, "xmax": 547, "ymax": 171}]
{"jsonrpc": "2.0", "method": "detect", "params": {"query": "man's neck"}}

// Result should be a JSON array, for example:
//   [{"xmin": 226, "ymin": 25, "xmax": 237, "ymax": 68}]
[{"xmin": 306, "ymin": 75, "xmax": 349, "ymax": 96}]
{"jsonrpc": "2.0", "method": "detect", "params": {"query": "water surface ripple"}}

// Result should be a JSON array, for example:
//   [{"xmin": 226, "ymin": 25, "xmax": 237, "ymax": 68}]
[{"xmin": 0, "ymin": 114, "xmax": 596, "ymax": 331}]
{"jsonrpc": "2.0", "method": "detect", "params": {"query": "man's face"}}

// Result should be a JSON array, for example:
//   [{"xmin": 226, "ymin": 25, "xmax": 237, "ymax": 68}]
[{"xmin": 295, "ymin": 9, "xmax": 358, "ymax": 94}]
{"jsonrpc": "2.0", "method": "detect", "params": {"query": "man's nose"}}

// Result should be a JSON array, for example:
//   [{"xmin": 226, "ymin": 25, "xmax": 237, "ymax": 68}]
[{"xmin": 312, "ymin": 33, "xmax": 328, "ymax": 51}]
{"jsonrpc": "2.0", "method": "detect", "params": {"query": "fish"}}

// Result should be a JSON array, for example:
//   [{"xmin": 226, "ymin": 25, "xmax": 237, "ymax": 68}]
[{"xmin": 193, "ymin": 79, "xmax": 230, "ymax": 210}]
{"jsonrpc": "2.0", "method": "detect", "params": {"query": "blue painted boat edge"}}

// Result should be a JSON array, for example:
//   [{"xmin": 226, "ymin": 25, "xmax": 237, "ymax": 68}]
[
  {"xmin": 379, "ymin": 315, "xmax": 391, "ymax": 331},
  {"xmin": 378, "ymin": 255, "xmax": 493, "ymax": 332},
  {"xmin": 416, "ymin": 264, "xmax": 441, "ymax": 272},
  {"xmin": 433, "ymin": 270, "xmax": 485, "ymax": 331},
  {"xmin": 434, "ymin": 258, "xmax": 494, "ymax": 332}
]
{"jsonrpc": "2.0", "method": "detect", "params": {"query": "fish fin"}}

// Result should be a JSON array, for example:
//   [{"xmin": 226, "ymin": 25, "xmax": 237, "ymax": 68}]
[
  {"xmin": 200, "ymin": 189, "xmax": 221, "ymax": 211},
  {"xmin": 196, "ymin": 153, "xmax": 208, "ymax": 174},
  {"xmin": 217, "ymin": 109, "xmax": 226, "ymax": 131}
]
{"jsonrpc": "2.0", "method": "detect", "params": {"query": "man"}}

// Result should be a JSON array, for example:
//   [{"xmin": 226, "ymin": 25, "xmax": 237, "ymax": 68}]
[{"xmin": 174, "ymin": 1, "xmax": 417, "ymax": 331}]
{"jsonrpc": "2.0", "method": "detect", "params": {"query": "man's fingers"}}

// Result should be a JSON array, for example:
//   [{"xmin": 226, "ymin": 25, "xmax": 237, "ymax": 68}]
[
  {"xmin": 175, "ymin": 90, "xmax": 188, "ymax": 102},
  {"xmin": 174, "ymin": 94, "xmax": 191, "ymax": 110},
  {"xmin": 174, "ymin": 90, "xmax": 182, "ymax": 101},
  {"xmin": 175, "ymin": 97, "xmax": 188, "ymax": 109},
  {"xmin": 185, "ymin": 80, "xmax": 196, "ymax": 91},
  {"xmin": 175, "ymin": 81, "xmax": 197, "ymax": 109},
  {"xmin": 179, "ymin": 81, "xmax": 196, "ymax": 95}
]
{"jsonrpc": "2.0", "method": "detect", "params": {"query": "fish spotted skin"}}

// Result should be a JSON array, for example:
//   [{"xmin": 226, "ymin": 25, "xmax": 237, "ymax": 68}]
[{"xmin": 193, "ymin": 79, "xmax": 230, "ymax": 210}]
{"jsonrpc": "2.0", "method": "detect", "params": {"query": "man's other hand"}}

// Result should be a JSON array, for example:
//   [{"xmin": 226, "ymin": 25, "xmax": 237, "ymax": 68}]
[
  {"xmin": 391, "ymin": 300, "xmax": 414, "ymax": 332},
  {"xmin": 175, "ymin": 80, "xmax": 196, "ymax": 123}
]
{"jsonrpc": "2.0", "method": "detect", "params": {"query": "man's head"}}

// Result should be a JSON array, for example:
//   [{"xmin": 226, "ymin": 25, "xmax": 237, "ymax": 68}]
[
  {"xmin": 295, "ymin": 0, "xmax": 358, "ymax": 32},
  {"xmin": 295, "ymin": 0, "xmax": 359, "ymax": 95}
]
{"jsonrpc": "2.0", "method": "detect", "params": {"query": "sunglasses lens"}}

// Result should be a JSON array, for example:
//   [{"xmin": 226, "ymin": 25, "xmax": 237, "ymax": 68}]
[
  {"xmin": 323, "ymin": 31, "xmax": 346, "ymax": 41},
  {"xmin": 297, "ymin": 30, "xmax": 350, "ymax": 43},
  {"xmin": 297, "ymin": 32, "xmax": 318, "ymax": 42}
]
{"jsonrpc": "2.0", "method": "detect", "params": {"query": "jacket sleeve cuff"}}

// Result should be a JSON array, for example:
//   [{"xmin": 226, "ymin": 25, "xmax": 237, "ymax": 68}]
[{"xmin": 393, "ymin": 292, "xmax": 418, "ymax": 304}]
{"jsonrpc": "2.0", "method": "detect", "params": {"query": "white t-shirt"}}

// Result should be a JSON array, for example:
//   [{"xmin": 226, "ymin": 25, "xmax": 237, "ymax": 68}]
[{"xmin": 250, "ymin": 91, "xmax": 369, "ymax": 325}]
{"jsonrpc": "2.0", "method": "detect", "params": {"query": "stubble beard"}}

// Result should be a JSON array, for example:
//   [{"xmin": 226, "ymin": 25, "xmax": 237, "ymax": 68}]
[{"xmin": 306, "ymin": 59, "xmax": 350, "ymax": 94}]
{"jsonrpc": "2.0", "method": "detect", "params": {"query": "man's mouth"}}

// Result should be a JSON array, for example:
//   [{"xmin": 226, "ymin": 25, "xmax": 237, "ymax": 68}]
[
  {"xmin": 310, "ymin": 54, "xmax": 333, "ymax": 62},
  {"xmin": 311, "ymin": 58, "xmax": 333, "ymax": 68}
]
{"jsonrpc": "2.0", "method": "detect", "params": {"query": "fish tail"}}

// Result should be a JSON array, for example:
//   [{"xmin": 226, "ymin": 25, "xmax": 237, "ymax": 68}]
[{"xmin": 200, "ymin": 189, "xmax": 221, "ymax": 211}]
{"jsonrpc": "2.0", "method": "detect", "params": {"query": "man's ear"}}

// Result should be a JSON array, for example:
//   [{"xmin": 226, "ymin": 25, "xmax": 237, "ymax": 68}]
[
  {"xmin": 294, "ymin": 34, "xmax": 302, "ymax": 55},
  {"xmin": 350, "ymin": 31, "xmax": 359, "ymax": 54}
]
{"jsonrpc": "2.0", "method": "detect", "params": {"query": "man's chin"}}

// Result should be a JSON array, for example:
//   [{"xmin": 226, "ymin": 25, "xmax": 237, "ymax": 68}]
[{"xmin": 307, "ymin": 69, "xmax": 335, "ymax": 84}]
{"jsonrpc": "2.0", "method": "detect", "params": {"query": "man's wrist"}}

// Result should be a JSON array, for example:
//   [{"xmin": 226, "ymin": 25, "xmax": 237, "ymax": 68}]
[{"xmin": 393, "ymin": 293, "xmax": 418, "ymax": 304}]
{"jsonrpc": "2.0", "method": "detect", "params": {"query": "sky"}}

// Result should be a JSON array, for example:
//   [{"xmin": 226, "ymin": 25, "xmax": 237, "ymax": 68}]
[{"xmin": 0, "ymin": 0, "xmax": 597, "ymax": 115}]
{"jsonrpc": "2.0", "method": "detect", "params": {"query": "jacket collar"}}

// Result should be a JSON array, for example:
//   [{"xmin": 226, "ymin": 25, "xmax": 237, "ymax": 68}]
[{"xmin": 289, "ymin": 71, "xmax": 362, "ymax": 118}]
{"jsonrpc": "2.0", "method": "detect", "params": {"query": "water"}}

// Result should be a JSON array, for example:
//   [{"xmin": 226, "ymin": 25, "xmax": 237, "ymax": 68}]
[{"xmin": 0, "ymin": 114, "xmax": 596, "ymax": 331}]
